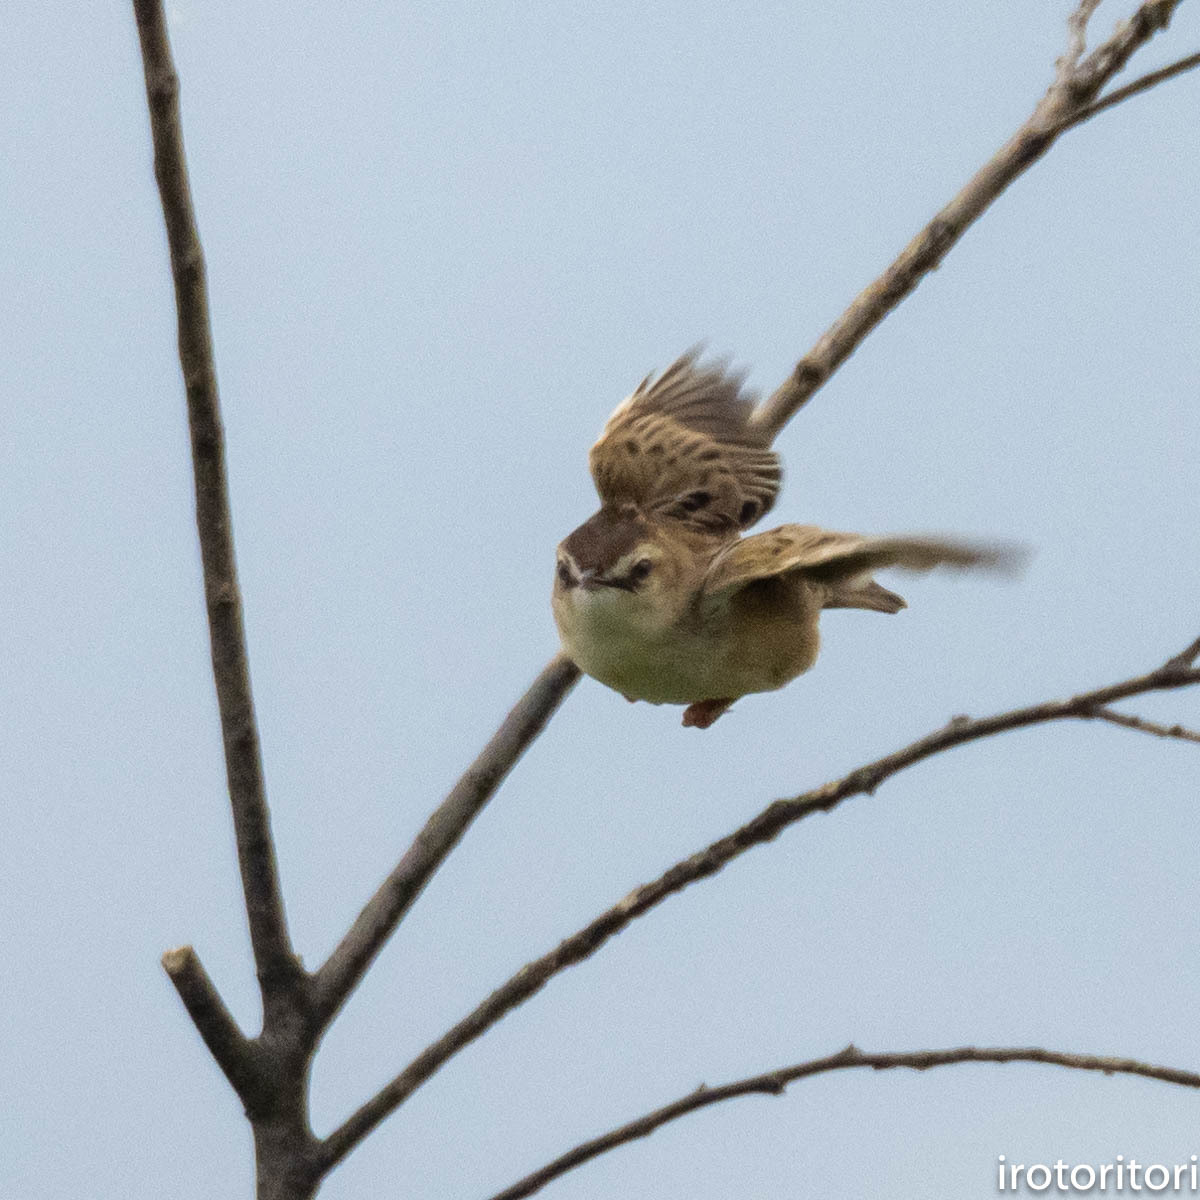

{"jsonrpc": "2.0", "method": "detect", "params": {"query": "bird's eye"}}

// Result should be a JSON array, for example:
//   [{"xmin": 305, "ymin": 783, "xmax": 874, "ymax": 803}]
[
  {"xmin": 628, "ymin": 558, "xmax": 653, "ymax": 584},
  {"xmin": 556, "ymin": 561, "xmax": 573, "ymax": 586}
]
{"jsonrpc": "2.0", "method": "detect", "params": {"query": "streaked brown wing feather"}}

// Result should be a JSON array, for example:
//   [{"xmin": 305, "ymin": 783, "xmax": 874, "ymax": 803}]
[
  {"xmin": 703, "ymin": 525, "xmax": 1018, "ymax": 604},
  {"xmin": 589, "ymin": 349, "xmax": 780, "ymax": 533}
]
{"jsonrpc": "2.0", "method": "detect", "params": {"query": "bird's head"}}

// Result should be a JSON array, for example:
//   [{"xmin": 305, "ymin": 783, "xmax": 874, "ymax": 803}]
[{"xmin": 552, "ymin": 507, "xmax": 692, "ymax": 634}]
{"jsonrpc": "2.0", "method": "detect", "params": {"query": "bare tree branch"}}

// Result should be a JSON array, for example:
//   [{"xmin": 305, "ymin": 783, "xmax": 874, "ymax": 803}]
[
  {"xmin": 1166, "ymin": 634, "xmax": 1200, "ymax": 669},
  {"xmin": 133, "ymin": 0, "xmax": 301, "ymax": 1003},
  {"xmin": 134, "ymin": 0, "xmax": 1196, "ymax": 1189},
  {"xmin": 317, "ymin": 636, "xmax": 1200, "ymax": 1169},
  {"xmin": 161, "ymin": 946, "xmax": 264, "ymax": 1102},
  {"xmin": 750, "ymin": 0, "xmax": 1186, "ymax": 440},
  {"xmin": 1087, "ymin": 707, "xmax": 1200, "ymax": 744},
  {"xmin": 306, "ymin": 0, "xmax": 1195, "ymax": 1052},
  {"xmin": 1070, "ymin": 50, "xmax": 1200, "ymax": 126},
  {"xmin": 1061, "ymin": 0, "xmax": 1105, "ymax": 80},
  {"xmin": 487, "ymin": 1044, "xmax": 1200, "ymax": 1200},
  {"xmin": 311, "ymin": 654, "xmax": 581, "ymax": 1024}
]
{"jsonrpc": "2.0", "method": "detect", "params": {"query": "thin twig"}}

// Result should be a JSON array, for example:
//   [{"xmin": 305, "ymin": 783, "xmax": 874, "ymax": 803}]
[
  {"xmin": 134, "ymin": 0, "xmax": 300, "ymax": 1002},
  {"xmin": 316, "ymin": 637, "xmax": 1200, "ymax": 1169},
  {"xmin": 750, "ymin": 0, "xmax": 1185, "ymax": 440},
  {"xmin": 1061, "ymin": 0, "xmax": 1104, "ymax": 82},
  {"xmin": 1166, "ymin": 634, "xmax": 1200, "ymax": 670},
  {"xmin": 1065, "ymin": 0, "xmax": 1099, "ymax": 82},
  {"xmin": 1087, "ymin": 707, "xmax": 1200, "ymax": 744},
  {"xmin": 487, "ymin": 1044, "xmax": 1200, "ymax": 1200},
  {"xmin": 1069, "ymin": 50, "xmax": 1200, "ymax": 127},
  {"xmin": 311, "ymin": 654, "xmax": 581, "ymax": 1024}
]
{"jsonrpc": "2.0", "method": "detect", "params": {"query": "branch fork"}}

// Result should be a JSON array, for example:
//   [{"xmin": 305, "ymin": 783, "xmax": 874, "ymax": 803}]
[{"xmin": 133, "ymin": 0, "xmax": 1198, "ymax": 1194}]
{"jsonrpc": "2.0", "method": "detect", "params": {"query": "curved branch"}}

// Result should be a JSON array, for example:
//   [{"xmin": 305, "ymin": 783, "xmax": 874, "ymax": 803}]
[
  {"xmin": 751, "ymin": 0, "xmax": 1186, "ymax": 440},
  {"xmin": 311, "ymin": 655, "xmax": 581, "ymax": 1024},
  {"xmin": 487, "ymin": 1044, "xmax": 1200, "ymax": 1200},
  {"xmin": 317, "ymin": 636, "xmax": 1200, "ymax": 1169},
  {"xmin": 134, "ymin": 0, "xmax": 300, "ymax": 1000}
]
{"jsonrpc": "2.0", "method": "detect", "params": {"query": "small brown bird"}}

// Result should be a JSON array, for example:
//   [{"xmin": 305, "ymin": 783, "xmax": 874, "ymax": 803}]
[{"xmin": 552, "ymin": 350, "xmax": 1016, "ymax": 728}]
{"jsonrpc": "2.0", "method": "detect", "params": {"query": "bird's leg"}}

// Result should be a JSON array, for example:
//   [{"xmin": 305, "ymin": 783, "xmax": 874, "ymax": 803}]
[{"xmin": 681, "ymin": 698, "xmax": 735, "ymax": 729}]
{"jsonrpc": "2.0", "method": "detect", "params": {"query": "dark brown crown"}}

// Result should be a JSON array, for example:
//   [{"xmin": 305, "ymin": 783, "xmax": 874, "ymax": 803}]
[{"xmin": 559, "ymin": 507, "xmax": 648, "ymax": 572}]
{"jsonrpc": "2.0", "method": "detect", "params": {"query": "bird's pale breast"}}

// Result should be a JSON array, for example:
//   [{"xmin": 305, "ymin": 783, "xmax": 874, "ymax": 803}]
[{"xmin": 554, "ymin": 579, "xmax": 822, "ymax": 705}]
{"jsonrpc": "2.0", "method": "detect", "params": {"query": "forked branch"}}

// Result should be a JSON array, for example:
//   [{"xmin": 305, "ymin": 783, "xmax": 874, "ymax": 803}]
[
  {"xmin": 1087, "ymin": 707, "xmax": 1200, "ymax": 744},
  {"xmin": 1070, "ymin": 49, "xmax": 1200, "ymax": 126},
  {"xmin": 318, "ymin": 635, "xmax": 1200, "ymax": 1168},
  {"xmin": 134, "ymin": 0, "xmax": 1197, "ymax": 1190},
  {"xmin": 134, "ymin": 1, "xmax": 300, "ymax": 1009},
  {"xmin": 750, "ymin": 0, "xmax": 1189, "ymax": 439},
  {"xmin": 310, "ymin": 0, "xmax": 1195, "ymax": 1038}
]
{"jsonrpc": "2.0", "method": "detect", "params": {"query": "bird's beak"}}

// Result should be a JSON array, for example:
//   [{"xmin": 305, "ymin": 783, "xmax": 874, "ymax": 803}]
[{"xmin": 579, "ymin": 569, "xmax": 635, "ymax": 593}]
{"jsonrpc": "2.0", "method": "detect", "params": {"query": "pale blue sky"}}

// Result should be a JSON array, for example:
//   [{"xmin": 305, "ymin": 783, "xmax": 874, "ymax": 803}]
[{"xmin": 3, "ymin": 3, "xmax": 1199, "ymax": 1198}]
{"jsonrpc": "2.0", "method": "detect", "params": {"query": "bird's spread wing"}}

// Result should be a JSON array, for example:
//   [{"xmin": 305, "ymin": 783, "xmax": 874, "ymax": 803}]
[
  {"xmin": 702, "ymin": 524, "xmax": 1018, "ymax": 606},
  {"xmin": 589, "ymin": 350, "xmax": 780, "ymax": 533}
]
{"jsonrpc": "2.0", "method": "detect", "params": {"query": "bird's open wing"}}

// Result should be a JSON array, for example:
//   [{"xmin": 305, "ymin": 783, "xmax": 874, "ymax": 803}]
[
  {"xmin": 589, "ymin": 349, "xmax": 780, "ymax": 533},
  {"xmin": 702, "ymin": 524, "xmax": 1019, "ymax": 607}
]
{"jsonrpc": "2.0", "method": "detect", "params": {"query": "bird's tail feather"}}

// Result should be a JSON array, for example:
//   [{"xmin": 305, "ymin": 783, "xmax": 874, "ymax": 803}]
[{"xmin": 822, "ymin": 579, "xmax": 907, "ymax": 613}]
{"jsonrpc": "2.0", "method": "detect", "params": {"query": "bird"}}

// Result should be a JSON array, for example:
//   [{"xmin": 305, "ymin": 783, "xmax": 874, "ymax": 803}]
[{"xmin": 551, "ymin": 349, "xmax": 1018, "ymax": 729}]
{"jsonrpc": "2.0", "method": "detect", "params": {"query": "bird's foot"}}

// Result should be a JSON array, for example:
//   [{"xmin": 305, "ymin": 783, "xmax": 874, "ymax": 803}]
[{"xmin": 681, "ymin": 698, "xmax": 735, "ymax": 729}]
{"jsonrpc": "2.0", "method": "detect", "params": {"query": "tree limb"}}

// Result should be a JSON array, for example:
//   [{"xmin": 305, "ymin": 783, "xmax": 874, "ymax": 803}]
[
  {"xmin": 161, "ymin": 946, "xmax": 265, "ymax": 1104},
  {"xmin": 750, "ymin": 0, "xmax": 1187, "ymax": 440},
  {"xmin": 1070, "ymin": 50, "xmax": 1200, "ymax": 127},
  {"xmin": 134, "ymin": 0, "xmax": 301, "ymax": 1004},
  {"xmin": 134, "ymin": 0, "xmax": 1196, "ymax": 1185},
  {"xmin": 317, "ymin": 636, "xmax": 1200, "ymax": 1169},
  {"xmin": 311, "ymin": 654, "xmax": 581, "ymax": 1024},
  {"xmin": 487, "ymin": 1044, "xmax": 1200, "ymax": 1200},
  {"xmin": 308, "ymin": 0, "xmax": 1196, "ymax": 1050}
]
